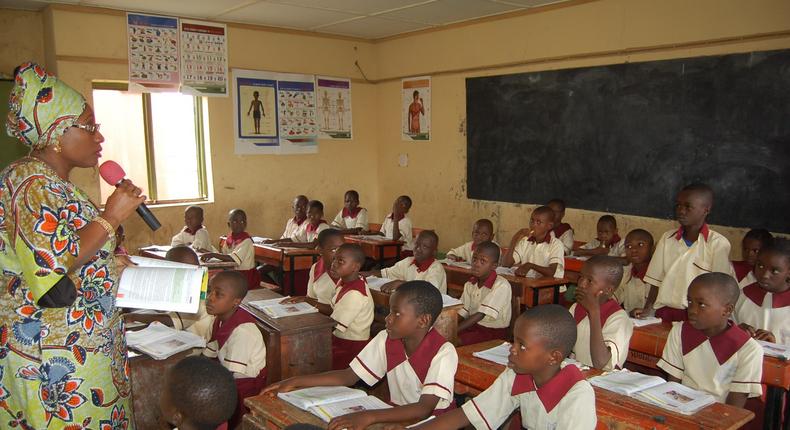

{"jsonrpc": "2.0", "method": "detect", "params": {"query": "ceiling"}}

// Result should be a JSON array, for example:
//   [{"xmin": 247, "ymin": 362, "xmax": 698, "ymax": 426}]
[{"xmin": 0, "ymin": 0, "xmax": 571, "ymax": 39}]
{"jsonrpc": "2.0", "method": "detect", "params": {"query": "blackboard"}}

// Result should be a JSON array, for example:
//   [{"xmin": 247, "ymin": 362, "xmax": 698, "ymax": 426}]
[{"xmin": 466, "ymin": 49, "xmax": 790, "ymax": 234}]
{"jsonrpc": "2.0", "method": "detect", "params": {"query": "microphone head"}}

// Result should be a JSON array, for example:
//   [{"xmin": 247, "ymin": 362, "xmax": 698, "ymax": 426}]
[{"xmin": 99, "ymin": 160, "xmax": 126, "ymax": 185}]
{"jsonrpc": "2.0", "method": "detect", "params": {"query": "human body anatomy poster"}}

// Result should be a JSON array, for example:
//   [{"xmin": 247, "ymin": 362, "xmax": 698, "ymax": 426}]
[
  {"xmin": 316, "ymin": 76, "xmax": 352, "ymax": 139},
  {"xmin": 402, "ymin": 76, "xmax": 431, "ymax": 141}
]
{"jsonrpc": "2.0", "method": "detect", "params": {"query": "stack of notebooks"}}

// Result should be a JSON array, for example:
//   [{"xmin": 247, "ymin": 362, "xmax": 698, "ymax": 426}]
[
  {"xmin": 247, "ymin": 297, "xmax": 318, "ymax": 318},
  {"xmin": 278, "ymin": 386, "xmax": 391, "ymax": 422},
  {"xmin": 759, "ymin": 340, "xmax": 790, "ymax": 359},
  {"xmin": 126, "ymin": 322, "xmax": 205, "ymax": 360},
  {"xmin": 590, "ymin": 370, "xmax": 715, "ymax": 415}
]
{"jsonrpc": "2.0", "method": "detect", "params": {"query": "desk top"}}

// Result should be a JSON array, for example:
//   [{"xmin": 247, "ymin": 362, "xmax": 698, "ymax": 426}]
[
  {"xmin": 455, "ymin": 340, "xmax": 753, "ymax": 430},
  {"xmin": 241, "ymin": 289, "xmax": 335, "ymax": 335},
  {"xmin": 252, "ymin": 242, "xmax": 321, "ymax": 256},
  {"xmin": 137, "ymin": 246, "xmax": 237, "ymax": 269},
  {"xmin": 344, "ymin": 235, "xmax": 404, "ymax": 246},
  {"xmin": 442, "ymin": 263, "xmax": 569, "ymax": 288}
]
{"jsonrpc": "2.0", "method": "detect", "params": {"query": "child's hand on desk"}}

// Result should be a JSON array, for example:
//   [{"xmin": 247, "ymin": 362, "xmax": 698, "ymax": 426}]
[
  {"xmin": 630, "ymin": 307, "xmax": 653, "ymax": 319},
  {"xmin": 381, "ymin": 280, "xmax": 404, "ymax": 293},
  {"xmin": 328, "ymin": 411, "xmax": 375, "ymax": 430},
  {"xmin": 280, "ymin": 296, "xmax": 308, "ymax": 304},
  {"xmin": 261, "ymin": 378, "xmax": 300, "ymax": 396},
  {"xmin": 200, "ymin": 253, "xmax": 219, "ymax": 262},
  {"xmin": 754, "ymin": 329, "xmax": 776, "ymax": 343},
  {"xmin": 514, "ymin": 263, "xmax": 532, "ymax": 277}
]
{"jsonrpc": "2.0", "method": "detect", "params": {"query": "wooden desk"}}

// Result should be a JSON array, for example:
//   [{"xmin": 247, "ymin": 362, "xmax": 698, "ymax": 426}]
[
  {"xmin": 241, "ymin": 289, "xmax": 335, "ymax": 383},
  {"xmin": 443, "ymin": 264, "xmax": 567, "ymax": 308},
  {"xmin": 565, "ymin": 256, "xmax": 585, "ymax": 273},
  {"xmin": 455, "ymin": 340, "xmax": 754, "ymax": 430},
  {"xmin": 369, "ymin": 288, "xmax": 463, "ymax": 345},
  {"xmin": 252, "ymin": 243, "xmax": 320, "ymax": 295},
  {"xmin": 344, "ymin": 235, "xmax": 403, "ymax": 265},
  {"xmin": 138, "ymin": 246, "xmax": 238, "ymax": 270},
  {"xmin": 130, "ymin": 348, "xmax": 199, "ymax": 430}
]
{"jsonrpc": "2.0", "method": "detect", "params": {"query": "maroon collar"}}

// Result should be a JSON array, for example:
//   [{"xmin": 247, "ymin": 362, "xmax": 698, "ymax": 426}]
[
  {"xmin": 528, "ymin": 232, "xmax": 551, "ymax": 244},
  {"xmin": 742, "ymin": 282, "xmax": 790, "ymax": 308},
  {"xmin": 184, "ymin": 225, "xmax": 203, "ymax": 235},
  {"xmin": 469, "ymin": 271, "xmax": 497, "ymax": 289},
  {"xmin": 225, "ymin": 231, "xmax": 251, "ymax": 248},
  {"xmin": 631, "ymin": 264, "xmax": 648, "ymax": 281},
  {"xmin": 511, "ymin": 365, "xmax": 585, "ymax": 413},
  {"xmin": 552, "ymin": 223, "xmax": 572, "ymax": 238},
  {"xmin": 306, "ymin": 220, "xmax": 327, "ymax": 233},
  {"xmin": 674, "ymin": 224, "xmax": 710, "ymax": 242},
  {"xmin": 680, "ymin": 321, "xmax": 750, "ymax": 365},
  {"xmin": 607, "ymin": 234, "xmax": 622, "ymax": 247},
  {"xmin": 573, "ymin": 299, "xmax": 622, "ymax": 326},
  {"xmin": 387, "ymin": 213, "xmax": 405, "ymax": 222},
  {"xmin": 335, "ymin": 276, "xmax": 368, "ymax": 301},
  {"xmin": 313, "ymin": 258, "xmax": 338, "ymax": 282},
  {"xmin": 384, "ymin": 329, "xmax": 446, "ymax": 383},
  {"xmin": 210, "ymin": 308, "xmax": 257, "ymax": 350},
  {"xmin": 411, "ymin": 257, "xmax": 436, "ymax": 273},
  {"xmin": 470, "ymin": 241, "xmax": 479, "ymax": 251},
  {"xmin": 292, "ymin": 216, "xmax": 306, "ymax": 226},
  {"xmin": 731, "ymin": 261, "xmax": 753, "ymax": 282},
  {"xmin": 342, "ymin": 207, "xmax": 363, "ymax": 219}
]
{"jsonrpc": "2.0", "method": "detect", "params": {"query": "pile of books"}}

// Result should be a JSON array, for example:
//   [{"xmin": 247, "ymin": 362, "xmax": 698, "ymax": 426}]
[
  {"xmin": 590, "ymin": 370, "xmax": 715, "ymax": 415},
  {"xmin": 126, "ymin": 322, "xmax": 205, "ymax": 360}
]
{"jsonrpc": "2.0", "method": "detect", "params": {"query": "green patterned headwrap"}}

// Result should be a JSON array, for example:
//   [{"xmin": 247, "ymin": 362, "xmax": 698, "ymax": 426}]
[{"xmin": 6, "ymin": 62, "xmax": 87, "ymax": 150}]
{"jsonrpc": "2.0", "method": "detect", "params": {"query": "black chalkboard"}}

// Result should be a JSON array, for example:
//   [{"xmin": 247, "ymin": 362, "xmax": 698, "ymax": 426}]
[{"xmin": 466, "ymin": 49, "xmax": 790, "ymax": 233}]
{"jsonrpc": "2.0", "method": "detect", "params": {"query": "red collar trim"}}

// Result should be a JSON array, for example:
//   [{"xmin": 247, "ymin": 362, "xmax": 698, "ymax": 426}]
[
  {"xmin": 470, "ymin": 241, "xmax": 479, "ymax": 251},
  {"xmin": 528, "ymin": 232, "xmax": 551, "ymax": 244},
  {"xmin": 342, "ymin": 207, "xmax": 363, "ymax": 219},
  {"xmin": 607, "ymin": 234, "xmax": 622, "ymax": 247},
  {"xmin": 411, "ymin": 257, "xmax": 436, "ymax": 273},
  {"xmin": 387, "ymin": 213, "xmax": 405, "ymax": 222},
  {"xmin": 313, "ymin": 258, "xmax": 338, "ymax": 282},
  {"xmin": 553, "ymin": 223, "xmax": 572, "ymax": 238},
  {"xmin": 680, "ymin": 321, "xmax": 750, "ymax": 365},
  {"xmin": 184, "ymin": 225, "xmax": 203, "ymax": 235},
  {"xmin": 573, "ymin": 299, "xmax": 622, "ymax": 326},
  {"xmin": 384, "ymin": 329, "xmax": 446, "ymax": 382},
  {"xmin": 731, "ymin": 261, "xmax": 753, "ymax": 282},
  {"xmin": 469, "ymin": 271, "xmax": 497, "ymax": 289},
  {"xmin": 511, "ymin": 365, "xmax": 585, "ymax": 413},
  {"xmin": 631, "ymin": 264, "xmax": 648, "ymax": 281},
  {"xmin": 674, "ymin": 224, "xmax": 710, "ymax": 242},
  {"xmin": 292, "ymin": 216, "xmax": 306, "ymax": 226},
  {"xmin": 742, "ymin": 282, "xmax": 790, "ymax": 308},
  {"xmin": 225, "ymin": 231, "xmax": 251, "ymax": 248},
  {"xmin": 210, "ymin": 308, "xmax": 257, "ymax": 350},
  {"xmin": 306, "ymin": 220, "xmax": 327, "ymax": 233},
  {"xmin": 335, "ymin": 276, "xmax": 368, "ymax": 301}
]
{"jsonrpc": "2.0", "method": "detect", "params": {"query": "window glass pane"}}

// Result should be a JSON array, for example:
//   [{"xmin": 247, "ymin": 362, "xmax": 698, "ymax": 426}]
[
  {"xmin": 93, "ymin": 89, "xmax": 148, "ymax": 204},
  {"xmin": 150, "ymin": 93, "xmax": 201, "ymax": 201}
]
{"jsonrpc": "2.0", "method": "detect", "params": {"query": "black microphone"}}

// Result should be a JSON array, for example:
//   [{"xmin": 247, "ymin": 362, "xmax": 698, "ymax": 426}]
[{"xmin": 99, "ymin": 160, "xmax": 162, "ymax": 231}]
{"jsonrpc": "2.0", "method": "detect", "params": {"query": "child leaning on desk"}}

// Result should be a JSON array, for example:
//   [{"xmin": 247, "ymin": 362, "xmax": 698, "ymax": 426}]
[
  {"xmin": 445, "ymin": 218, "xmax": 495, "ymax": 263},
  {"xmin": 364, "ymin": 230, "xmax": 447, "ymax": 294},
  {"xmin": 501, "ymin": 205, "xmax": 565, "ymax": 279},
  {"xmin": 200, "ymin": 208, "xmax": 260, "ymax": 289},
  {"xmin": 331, "ymin": 189, "xmax": 369, "ymax": 234}
]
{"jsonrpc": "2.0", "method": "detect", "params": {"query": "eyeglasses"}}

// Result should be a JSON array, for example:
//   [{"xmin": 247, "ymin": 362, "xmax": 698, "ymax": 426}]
[{"xmin": 72, "ymin": 123, "xmax": 101, "ymax": 134}]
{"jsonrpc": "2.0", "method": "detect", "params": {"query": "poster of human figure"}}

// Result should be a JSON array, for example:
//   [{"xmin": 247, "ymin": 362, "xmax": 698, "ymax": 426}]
[
  {"xmin": 402, "ymin": 76, "xmax": 431, "ymax": 141},
  {"xmin": 316, "ymin": 76, "xmax": 352, "ymax": 139},
  {"xmin": 127, "ymin": 13, "xmax": 180, "ymax": 91}
]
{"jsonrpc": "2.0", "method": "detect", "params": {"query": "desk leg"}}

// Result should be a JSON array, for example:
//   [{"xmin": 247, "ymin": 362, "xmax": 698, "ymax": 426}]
[
  {"xmin": 553, "ymin": 285, "xmax": 561, "ymax": 304},
  {"xmin": 764, "ymin": 386, "xmax": 787, "ymax": 430},
  {"xmin": 532, "ymin": 288, "xmax": 539, "ymax": 307},
  {"xmin": 379, "ymin": 246, "xmax": 385, "ymax": 266},
  {"xmin": 288, "ymin": 255, "xmax": 296, "ymax": 296}
]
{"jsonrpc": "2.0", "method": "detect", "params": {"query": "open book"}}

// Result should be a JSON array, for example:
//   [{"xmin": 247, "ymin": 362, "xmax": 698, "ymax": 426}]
[
  {"xmin": 630, "ymin": 316, "xmax": 663, "ymax": 327},
  {"xmin": 278, "ymin": 386, "xmax": 391, "ymax": 422},
  {"xmin": 472, "ymin": 341, "xmax": 588, "ymax": 370},
  {"xmin": 591, "ymin": 371, "xmax": 715, "ymax": 415},
  {"xmin": 365, "ymin": 276, "xmax": 392, "ymax": 291},
  {"xmin": 126, "ymin": 321, "xmax": 205, "ymax": 360},
  {"xmin": 758, "ymin": 340, "xmax": 790, "ymax": 359},
  {"xmin": 116, "ymin": 256, "xmax": 207, "ymax": 313},
  {"xmin": 351, "ymin": 234, "xmax": 392, "ymax": 241},
  {"xmin": 247, "ymin": 297, "xmax": 318, "ymax": 318}
]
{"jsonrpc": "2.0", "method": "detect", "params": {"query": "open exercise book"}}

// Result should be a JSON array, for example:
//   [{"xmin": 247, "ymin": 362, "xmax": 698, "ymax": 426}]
[
  {"xmin": 116, "ymin": 256, "xmax": 207, "ymax": 313},
  {"xmin": 590, "ymin": 370, "xmax": 715, "ymax": 415},
  {"xmin": 472, "ymin": 342, "xmax": 589, "ymax": 370},
  {"xmin": 365, "ymin": 277, "xmax": 462, "ymax": 308},
  {"xmin": 247, "ymin": 297, "xmax": 318, "ymax": 318},
  {"xmin": 126, "ymin": 321, "xmax": 205, "ymax": 360},
  {"xmin": 630, "ymin": 316, "xmax": 663, "ymax": 327},
  {"xmin": 278, "ymin": 386, "xmax": 391, "ymax": 422}
]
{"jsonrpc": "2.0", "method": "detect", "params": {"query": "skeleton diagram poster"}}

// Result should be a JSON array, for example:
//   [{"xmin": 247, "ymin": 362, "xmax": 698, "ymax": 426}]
[
  {"xmin": 316, "ymin": 76, "xmax": 352, "ymax": 139},
  {"xmin": 401, "ymin": 76, "xmax": 431, "ymax": 141}
]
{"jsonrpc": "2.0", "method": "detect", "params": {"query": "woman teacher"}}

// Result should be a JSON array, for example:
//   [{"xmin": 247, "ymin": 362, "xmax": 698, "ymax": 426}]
[{"xmin": 0, "ymin": 62, "xmax": 144, "ymax": 427}]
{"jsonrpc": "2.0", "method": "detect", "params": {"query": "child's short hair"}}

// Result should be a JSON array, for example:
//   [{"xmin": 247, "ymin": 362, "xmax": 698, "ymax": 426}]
[
  {"xmin": 317, "ymin": 228, "xmax": 342, "ymax": 247},
  {"xmin": 743, "ymin": 228, "xmax": 774, "ymax": 247},
  {"xmin": 519, "ymin": 305, "xmax": 577, "ymax": 356},
  {"xmin": 417, "ymin": 229, "xmax": 439, "ymax": 246},
  {"xmin": 186, "ymin": 205, "xmax": 204, "ymax": 217},
  {"xmin": 394, "ymin": 280, "xmax": 443, "ymax": 326},
  {"xmin": 475, "ymin": 218, "xmax": 494, "ymax": 232},
  {"xmin": 166, "ymin": 245, "xmax": 200, "ymax": 265},
  {"xmin": 229, "ymin": 208, "xmax": 247, "ymax": 220},
  {"xmin": 308, "ymin": 200, "xmax": 324, "ymax": 212},
  {"xmin": 532, "ymin": 205, "xmax": 556, "ymax": 221},
  {"xmin": 586, "ymin": 255, "xmax": 624, "ymax": 286},
  {"xmin": 598, "ymin": 215, "xmax": 617, "ymax": 229},
  {"xmin": 692, "ymin": 272, "xmax": 740, "ymax": 306},
  {"xmin": 547, "ymin": 198, "xmax": 566, "ymax": 211},
  {"xmin": 338, "ymin": 243, "xmax": 366, "ymax": 266},
  {"xmin": 762, "ymin": 238, "xmax": 790, "ymax": 262},
  {"xmin": 167, "ymin": 356, "xmax": 237, "ymax": 430},
  {"xmin": 399, "ymin": 195, "xmax": 413, "ymax": 209},
  {"xmin": 475, "ymin": 241, "xmax": 500, "ymax": 262},
  {"xmin": 345, "ymin": 190, "xmax": 359, "ymax": 201},
  {"xmin": 626, "ymin": 228, "xmax": 654, "ymax": 246},
  {"xmin": 211, "ymin": 270, "xmax": 248, "ymax": 299},
  {"xmin": 680, "ymin": 183, "xmax": 714, "ymax": 206}
]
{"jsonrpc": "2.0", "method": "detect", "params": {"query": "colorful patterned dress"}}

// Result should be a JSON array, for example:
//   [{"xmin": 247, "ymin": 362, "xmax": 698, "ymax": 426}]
[{"xmin": 0, "ymin": 157, "xmax": 133, "ymax": 429}]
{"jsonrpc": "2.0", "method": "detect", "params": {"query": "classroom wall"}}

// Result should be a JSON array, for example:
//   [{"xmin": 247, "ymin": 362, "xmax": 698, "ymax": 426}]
[{"xmin": 0, "ymin": 9, "xmax": 45, "ymax": 75}]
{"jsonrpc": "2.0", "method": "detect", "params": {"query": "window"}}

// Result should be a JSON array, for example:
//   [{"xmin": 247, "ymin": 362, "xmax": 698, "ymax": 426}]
[{"xmin": 92, "ymin": 83, "xmax": 211, "ymax": 205}]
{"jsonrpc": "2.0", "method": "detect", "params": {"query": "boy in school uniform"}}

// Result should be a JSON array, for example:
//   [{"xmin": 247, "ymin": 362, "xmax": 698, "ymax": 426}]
[
  {"xmin": 573, "ymin": 215, "xmax": 625, "ymax": 258},
  {"xmin": 446, "ymin": 218, "xmax": 494, "ymax": 263},
  {"xmin": 548, "ymin": 198, "xmax": 574, "ymax": 255},
  {"xmin": 613, "ymin": 229, "xmax": 655, "ymax": 314},
  {"xmin": 731, "ymin": 228, "xmax": 774, "ymax": 288},
  {"xmin": 272, "ymin": 200, "xmax": 330, "ymax": 245},
  {"xmin": 458, "ymin": 241, "xmax": 512, "ymax": 345},
  {"xmin": 502, "ymin": 206, "xmax": 565, "ymax": 279},
  {"xmin": 159, "ymin": 356, "xmax": 237, "ymax": 430},
  {"xmin": 171, "ymin": 205, "xmax": 216, "ymax": 251},
  {"xmin": 188, "ymin": 271, "xmax": 268, "ymax": 427},
  {"xmin": 657, "ymin": 273, "xmax": 763, "ymax": 407},
  {"xmin": 411, "ymin": 305, "xmax": 596, "ymax": 430},
  {"xmin": 570, "ymin": 256, "xmax": 633, "ymax": 370},
  {"xmin": 266, "ymin": 195, "xmax": 308, "ymax": 242},
  {"xmin": 331, "ymin": 189, "xmax": 369, "ymax": 234},
  {"xmin": 200, "ymin": 209, "xmax": 260, "ymax": 289},
  {"xmin": 264, "ymin": 281, "xmax": 457, "ymax": 429},
  {"xmin": 634, "ymin": 184, "xmax": 734, "ymax": 321},
  {"xmin": 375, "ymin": 195, "xmax": 416, "ymax": 255},
  {"xmin": 368, "ymin": 230, "xmax": 447, "ymax": 294},
  {"xmin": 734, "ymin": 239, "xmax": 790, "ymax": 345},
  {"xmin": 281, "ymin": 229, "xmax": 344, "ymax": 311}
]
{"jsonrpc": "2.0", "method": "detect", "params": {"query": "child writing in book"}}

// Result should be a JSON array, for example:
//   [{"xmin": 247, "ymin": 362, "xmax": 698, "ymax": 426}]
[
  {"xmin": 409, "ymin": 304, "xmax": 596, "ymax": 430},
  {"xmin": 734, "ymin": 238, "xmax": 790, "ymax": 345},
  {"xmin": 573, "ymin": 215, "xmax": 625, "ymax": 258},
  {"xmin": 548, "ymin": 198, "xmax": 574, "ymax": 255},
  {"xmin": 264, "ymin": 281, "xmax": 458, "ymax": 429},
  {"xmin": 446, "ymin": 218, "xmax": 494, "ymax": 263},
  {"xmin": 367, "ymin": 230, "xmax": 447, "ymax": 294},
  {"xmin": 570, "ymin": 256, "xmax": 633, "ymax": 370},
  {"xmin": 371, "ymin": 195, "xmax": 415, "ymax": 255},
  {"xmin": 657, "ymin": 273, "xmax": 763, "ymax": 407},
  {"xmin": 501, "ymin": 206, "xmax": 565, "ymax": 279},
  {"xmin": 281, "ymin": 229, "xmax": 344, "ymax": 312},
  {"xmin": 188, "ymin": 270, "xmax": 267, "ymax": 428},
  {"xmin": 159, "ymin": 356, "xmax": 237, "ymax": 430},
  {"xmin": 200, "ymin": 209, "xmax": 260, "ymax": 289},
  {"xmin": 171, "ymin": 205, "xmax": 215, "ymax": 251},
  {"xmin": 635, "ymin": 183, "xmax": 734, "ymax": 321},
  {"xmin": 732, "ymin": 228, "xmax": 774, "ymax": 288},
  {"xmin": 613, "ymin": 229, "xmax": 655, "ymax": 315},
  {"xmin": 331, "ymin": 190, "xmax": 369, "ymax": 234},
  {"xmin": 458, "ymin": 241, "xmax": 512, "ymax": 345},
  {"xmin": 271, "ymin": 200, "xmax": 330, "ymax": 246}
]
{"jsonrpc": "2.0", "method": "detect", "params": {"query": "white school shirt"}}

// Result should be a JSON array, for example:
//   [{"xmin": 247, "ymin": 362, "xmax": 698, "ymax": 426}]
[
  {"xmin": 613, "ymin": 264, "xmax": 651, "ymax": 313},
  {"xmin": 580, "ymin": 236, "xmax": 626, "ymax": 257},
  {"xmin": 188, "ymin": 311, "xmax": 267, "ymax": 379},
  {"xmin": 290, "ymin": 221, "xmax": 330, "ymax": 243},
  {"xmin": 553, "ymin": 223, "xmax": 575, "ymax": 256},
  {"xmin": 306, "ymin": 259, "xmax": 337, "ymax": 305},
  {"xmin": 511, "ymin": 232, "xmax": 565, "ymax": 278},
  {"xmin": 657, "ymin": 321, "xmax": 763, "ymax": 402},
  {"xmin": 281, "ymin": 217, "xmax": 308, "ymax": 239},
  {"xmin": 446, "ymin": 241, "xmax": 475, "ymax": 263},
  {"xmin": 738, "ymin": 271, "xmax": 757, "ymax": 289},
  {"xmin": 331, "ymin": 207, "xmax": 369, "ymax": 230},
  {"xmin": 459, "ymin": 272, "xmax": 512, "ymax": 329},
  {"xmin": 381, "ymin": 214, "xmax": 415, "ymax": 251},
  {"xmin": 330, "ymin": 276, "xmax": 374, "ymax": 341},
  {"xmin": 734, "ymin": 283, "xmax": 790, "ymax": 345},
  {"xmin": 569, "ymin": 300, "xmax": 633, "ymax": 371},
  {"xmin": 645, "ymin": 225, "xmax": 734, "ymax": 310},
  {"xmin": 220, "ymin": 237, "xmax": 256, "ymax": 270},
  {"xmin": 462, "ymin": 366, "xmax": 596, "ymax": 430},
  {"xmin": 170, "ymin": 299, "xmax": 211, "ymax": 330},
  {"xmin": 380, "ymin": 257, "xmax": 447, "ymax": 294},
  {"xmin": 171, "ymin": 226, "xmax": 216, "ymax": 252},
  {"xmin": 350, "ymin": 329, "xmax": 457, "ymax": 410}
]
